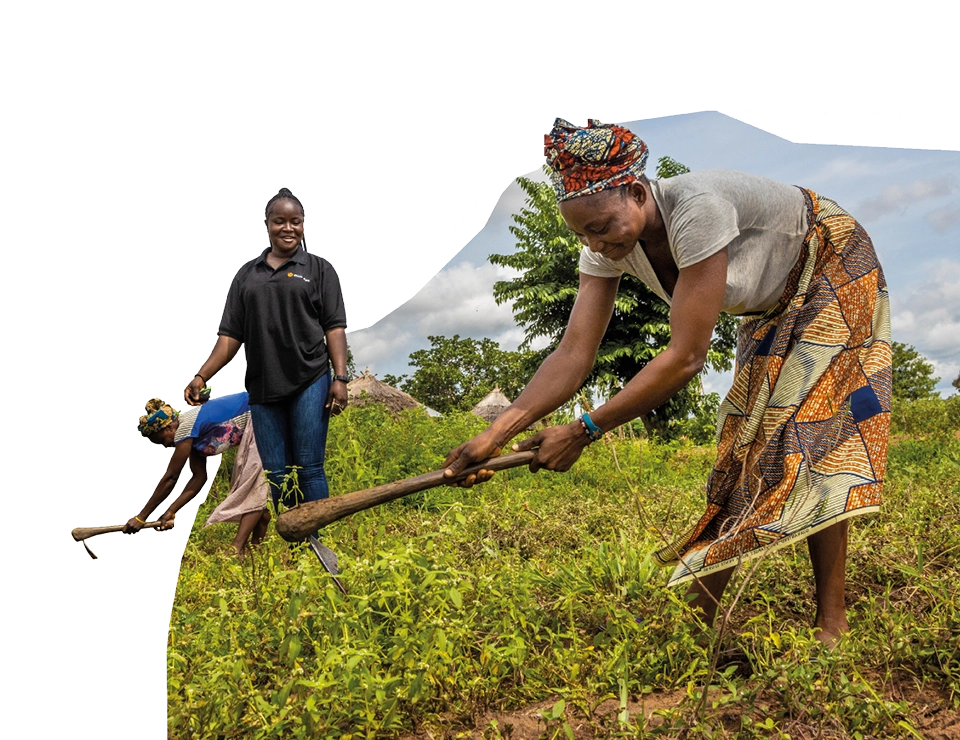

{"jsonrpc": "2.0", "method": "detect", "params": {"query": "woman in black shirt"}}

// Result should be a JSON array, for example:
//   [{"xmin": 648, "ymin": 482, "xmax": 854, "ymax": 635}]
[{"xmin": 184, "ymin": 188, "xmax": 349, "ymax": 525}]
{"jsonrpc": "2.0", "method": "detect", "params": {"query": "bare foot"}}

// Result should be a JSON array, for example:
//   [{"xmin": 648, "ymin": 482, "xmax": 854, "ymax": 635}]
[
  {"xmin": 251, "ymin": 509, "xmax": 271, "ymax": 546},
  {"xmin": 813, "ymin": 617, "xmax": 849, "ymax": 648}
]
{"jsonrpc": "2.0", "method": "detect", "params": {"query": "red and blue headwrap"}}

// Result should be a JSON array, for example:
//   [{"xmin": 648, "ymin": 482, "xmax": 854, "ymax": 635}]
[{"xmin": 544, "ymin": 118, "xmax": 649, "ymax": 202}]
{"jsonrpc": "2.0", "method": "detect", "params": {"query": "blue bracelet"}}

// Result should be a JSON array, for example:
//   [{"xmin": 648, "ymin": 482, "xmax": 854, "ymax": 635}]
[{"xmin": 579, "ymin": 412, "xmax": 603, "ymax": 442}]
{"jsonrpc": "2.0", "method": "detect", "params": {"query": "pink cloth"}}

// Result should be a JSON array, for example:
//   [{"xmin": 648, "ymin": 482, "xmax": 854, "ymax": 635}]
[{"xmin": 204, "ymin": 420, "xmax": 269, "ymax": 526}]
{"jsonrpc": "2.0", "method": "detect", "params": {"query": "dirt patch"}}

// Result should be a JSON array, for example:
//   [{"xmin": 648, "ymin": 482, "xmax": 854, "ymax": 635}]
[
  {"xmin": 399, "ymin": 682, "xmax": 959, "ymax": 739},
  {"xmin": 478, "ymin": 692, "xmax": 688, "ymax": 739},
  {"xmin": 886, "ymin": 678, "xmax": 960, "ymax": 740},
  {"xmin": 913, "ymin": 708, "xmax": 960, "ymax": 740},
  {"xmin": 399, "ymin": 691, "xmax": 689, "ymax": 739}
]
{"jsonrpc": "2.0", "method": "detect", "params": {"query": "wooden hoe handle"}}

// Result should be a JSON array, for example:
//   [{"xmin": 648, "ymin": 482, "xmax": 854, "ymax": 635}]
[
  {"xmin": 71, "ymin": 522, "xmax": 163, "ymax": 541},
  {"xmin": 276, "ymin": 450, "xmax": 535, "ymax": 542}
]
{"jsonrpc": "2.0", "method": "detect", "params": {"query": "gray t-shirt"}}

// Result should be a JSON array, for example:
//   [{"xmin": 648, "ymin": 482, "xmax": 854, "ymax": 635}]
[{"xmin": 578, "ymin": 169, "xmax": 808, "ymax": 315}]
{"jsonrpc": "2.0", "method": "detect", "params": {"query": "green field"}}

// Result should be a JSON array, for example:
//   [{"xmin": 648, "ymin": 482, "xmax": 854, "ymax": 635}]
[{"xmin": 168, "ymin": 398, "xmax": 960, "ymax": 739}]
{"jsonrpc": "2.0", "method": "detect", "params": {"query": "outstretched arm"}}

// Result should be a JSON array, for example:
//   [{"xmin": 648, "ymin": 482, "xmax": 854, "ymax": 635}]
[
  {"xmin": 123, "ymin": 440, "xmax": 192, "ymax": 534},
  {"xmin": 513, "ymin": 247, "xmax": 729, "ymax": 472},
  {"xmin": 442, "ymin": 272, "xmax": 620, "ymax": 480},
  {"xmin": 157, "ymin": 449, "xmax": 209, "ymax": 530}
]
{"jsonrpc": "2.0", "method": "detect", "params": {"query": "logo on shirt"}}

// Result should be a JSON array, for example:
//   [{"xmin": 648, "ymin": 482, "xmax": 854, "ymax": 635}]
[{"xmin": 287, "ymin": 273, "xmax": 311, "ymax": 283}]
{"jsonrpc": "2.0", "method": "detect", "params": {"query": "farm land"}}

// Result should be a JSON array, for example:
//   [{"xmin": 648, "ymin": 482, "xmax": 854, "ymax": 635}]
[{"xmin": 168, "ymin": 397, "xmax": 960, "ymax": 739}]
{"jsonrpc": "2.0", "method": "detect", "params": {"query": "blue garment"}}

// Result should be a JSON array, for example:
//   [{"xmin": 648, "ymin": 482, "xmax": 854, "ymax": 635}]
[
  {"xmin": 175, "ymin": 392, "xmax": 251, "ymax": 456},
  {"xmin": 184, "ymin": 393, "xmax": 250, "ymax": 439},
  {"xmin": 250, "ymin": 372, "xmax": 331, "ymax": 526}
]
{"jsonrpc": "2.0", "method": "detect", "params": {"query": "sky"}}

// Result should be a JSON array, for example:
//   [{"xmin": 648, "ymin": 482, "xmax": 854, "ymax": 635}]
[
  {"xmin": 2, "ymin": 2, "xmax": 959, "ymax": 737},
  {"xmin": 350, "ymin": 112, "xmax": 960, "ymax": 397}
]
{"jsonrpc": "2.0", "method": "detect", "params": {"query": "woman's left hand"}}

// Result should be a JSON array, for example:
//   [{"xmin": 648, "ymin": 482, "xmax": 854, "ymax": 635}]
[
  {"xmin": 326, "ymin": 381, "xmax": 348, "ymax": 416},
  {"xmin": 158, "ymin": 510, "xmax": 176, "ymax": 531},
  {"xmin": 512, "ymin": 422, "xmax": 592, "ymax": 473},
  {"xmin": 121, "ymin": 515, "xmax": 143, "ymax": 534}
]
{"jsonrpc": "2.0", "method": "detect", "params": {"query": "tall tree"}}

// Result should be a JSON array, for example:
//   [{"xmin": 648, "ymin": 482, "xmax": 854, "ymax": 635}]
[
  {"xmin": 489, "ymin": 158, "xmax": 738, "ymax": 437},
  {"xmin": 384, "ymin": 334, "xmax": 536, "ymax": 415},
  {"xmin": 892, "ymin": 341, "xmax": 940, "ymax": 401}
]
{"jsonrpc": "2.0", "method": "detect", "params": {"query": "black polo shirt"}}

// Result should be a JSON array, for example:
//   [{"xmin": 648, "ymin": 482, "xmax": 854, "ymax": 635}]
[{"xmin": 218, "ymin": 247, "xmax": 347, "ymax": 404}]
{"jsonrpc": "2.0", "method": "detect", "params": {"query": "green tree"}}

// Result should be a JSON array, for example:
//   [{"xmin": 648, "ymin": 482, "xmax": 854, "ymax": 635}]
[
  {"xmin": 655, "ymin": 155, "xmax": 691, "ymax": 179},
  {"xmin": 489, "ymin": 157, "xmax": 738, "ymax": 438},
  {"xmin": 384, "ymin": 334, "xmax": 536, "ymax": 415},
  {"xmin": 892, "ymin": 341, "xmax": 940, "ymax": 401},
  {"xmin": 345, "ymin": 344, "xmax": 357, "ymax": 378}
]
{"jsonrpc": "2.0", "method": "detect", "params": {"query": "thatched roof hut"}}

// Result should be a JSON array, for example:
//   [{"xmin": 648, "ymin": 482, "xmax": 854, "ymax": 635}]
[
  {"xmin": 470, "ymin": 385, "xmax": 513, "ymax": 424},
  {"xmin": 347, "ymin": 369, "xmax": 421, "ymax": 414}
]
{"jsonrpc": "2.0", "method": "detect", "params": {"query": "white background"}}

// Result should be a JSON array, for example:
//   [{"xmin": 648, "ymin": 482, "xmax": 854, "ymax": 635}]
[{"xmin": 2, "ymin": 2, "xmax": 957, "ymax": 735}]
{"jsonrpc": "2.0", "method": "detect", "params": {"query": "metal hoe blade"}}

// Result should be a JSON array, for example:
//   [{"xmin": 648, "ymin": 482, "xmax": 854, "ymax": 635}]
[
  {"xmin": 81, "ymin": 540, "xmax": 98, "ymax": 559},
  {"xmin": 308, "ymin": 535, "xmax": 347, "ymax": 594}
]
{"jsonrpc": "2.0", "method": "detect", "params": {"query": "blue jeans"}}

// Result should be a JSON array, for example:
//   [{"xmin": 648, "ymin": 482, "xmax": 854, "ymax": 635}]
[{"xmin": 250, "ymin": 371, "xmax": 331, "ymax": 512}]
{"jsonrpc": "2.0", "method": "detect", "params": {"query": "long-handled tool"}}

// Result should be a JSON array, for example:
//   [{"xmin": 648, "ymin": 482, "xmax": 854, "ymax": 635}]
[
  {"xmin": 276, "ymin": 450, "xmax": 535, "ymax": 542},
  {"xmin": 70, "ymin": 519, "xmax": 167, "ymax": 542},
  {"xmin": 70, "ymin": 519, "xmax": 169, "ymax": 560}
]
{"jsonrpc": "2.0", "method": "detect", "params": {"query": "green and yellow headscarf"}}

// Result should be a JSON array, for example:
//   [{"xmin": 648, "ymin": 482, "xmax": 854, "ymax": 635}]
[{"xmin": 138, "ymin": 398, "xmax": 179, "ymax": 437}]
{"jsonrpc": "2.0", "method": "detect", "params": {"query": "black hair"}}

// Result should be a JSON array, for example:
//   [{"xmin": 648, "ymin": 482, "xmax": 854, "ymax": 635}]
[{"xmin": 263, "ymin": 185, "xmax": 306, "ymax": 223}]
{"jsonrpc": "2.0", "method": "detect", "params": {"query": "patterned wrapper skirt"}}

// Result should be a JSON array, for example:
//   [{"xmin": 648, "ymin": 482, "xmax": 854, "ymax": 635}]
[
  {"xmin": 654, "ymin": 189, "xmax": 892, "ymax": 585},
  {"xmin": 205, "ymin": 419, "xmax": 269, "ymax": 526}
]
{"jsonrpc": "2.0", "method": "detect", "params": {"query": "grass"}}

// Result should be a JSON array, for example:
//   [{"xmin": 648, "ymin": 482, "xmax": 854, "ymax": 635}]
[{"xmin": 167, "ymin": 397, "xmax": 960, "ymax": 739}]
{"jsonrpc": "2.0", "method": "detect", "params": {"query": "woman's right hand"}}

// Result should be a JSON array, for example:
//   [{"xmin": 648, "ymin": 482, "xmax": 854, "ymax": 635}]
[
  {"xmin": 442, "ymin": 430, "xmax": 504, "ymax": 488},
  {"xmin": 184, "ymin": 376, "xmax": 205, "ymax": 406},
  {"xmin": 158, "ymin": 510, "xmax": 176, "ymax": 531},
  {"xmin": 123, "ymin": 516, "xmax": 145, "ymax": 534}
]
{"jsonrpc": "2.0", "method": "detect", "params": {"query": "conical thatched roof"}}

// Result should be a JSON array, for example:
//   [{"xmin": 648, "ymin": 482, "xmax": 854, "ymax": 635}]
[
  {"xmin": 470, "ymin": 385, "xmax": 513, "ymax": 423},
  {"xmin": 347, "ymin": 369, "xmax": 421, "ymax": 414}
]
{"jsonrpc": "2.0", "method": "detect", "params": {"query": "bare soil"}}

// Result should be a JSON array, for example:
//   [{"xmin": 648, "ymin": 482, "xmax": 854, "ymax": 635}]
[{"xmin": 400, "ymin": 681, "xmax": 959, "ymax": 739}]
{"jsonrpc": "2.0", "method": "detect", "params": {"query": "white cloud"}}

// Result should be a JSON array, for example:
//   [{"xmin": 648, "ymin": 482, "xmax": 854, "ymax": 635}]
[
  {"xmin": 930, "ymin": 359, "xmax": 959, "ymax": 391},
  {"xmin": 926, "ymin": 202, "xmax": 960, "ymax": 233},
  {"xmin": 889, "ymin": 259, "xmax": 960, "ymax": 393},
  {"xmin": 857, "ymin": 175, "xmax": 956, "ymax": 221},
  {"xmin": 347, "ymin": 261, "xmax": 528, "ymax": 377},
  {"xmin": 804, "ymin": 155, "xmax": 913, "ymax": 183},
  {"xmin": 702, "ymin": 368, "xmax": 734, "ymax": 396},
  {"xmin": 347, "ymin": 328, "xmax": 414, "ymax": 374},
  {"xmin": 403, "ymin": 261, "xmax": 520, "ymax": 336}
]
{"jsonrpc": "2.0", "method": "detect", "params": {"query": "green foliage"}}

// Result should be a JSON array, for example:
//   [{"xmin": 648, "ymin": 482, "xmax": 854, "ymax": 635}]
[
  {"xmin": 345, "ymin": 344, "xmax": 357, "ymax": 379},
  {"xmin": 655, "ymin": 155, "xmax": 691, "ymax": 179},
  {"xmin": 672, "ymin": 391, "xmax": 721, "ymax": 445},
  {"xmin": 892, "ymin": 341, "xmax": 940, "ymax": 401},
  {"xmin": 169, "ymin": 398, "xmax": 960, "ymax": 738},
  {"xmin": 890, "ymin": 394, "xmax": 960, "ymax": 439},
  {"xmin": 324, "ymin": 403, "xmax": 486, "ymax": 498},
  {"xmin": 382, "ymin": 334, "xmax": 537, "ymax": 415},
  {"xmin": 489, "ymin": 160, "xmax": 738, "ymax": 439}
]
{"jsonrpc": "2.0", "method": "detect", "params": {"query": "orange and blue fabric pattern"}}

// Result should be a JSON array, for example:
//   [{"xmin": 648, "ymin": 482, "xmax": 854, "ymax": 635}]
[
  {"xmin": 544, "ymin": 118, "xmax": 649, "ymax": 202},
  {"xmin": 655, "ymin": 190, "xmax": 892, "ymax": 585}
]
